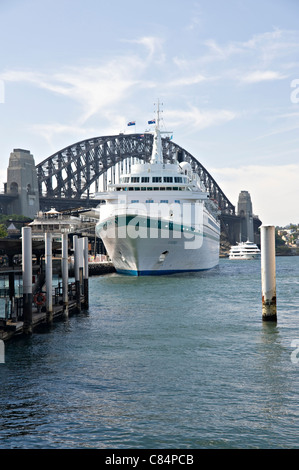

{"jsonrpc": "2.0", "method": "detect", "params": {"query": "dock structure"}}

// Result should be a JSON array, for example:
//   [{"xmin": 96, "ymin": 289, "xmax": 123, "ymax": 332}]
[
  {"xmin": 0, "ymin": 284, "xmax": 83, "ymax": 341},
  {"xmin": 0, "ymin": 231, "xmax": 114, "ymax": 342}
]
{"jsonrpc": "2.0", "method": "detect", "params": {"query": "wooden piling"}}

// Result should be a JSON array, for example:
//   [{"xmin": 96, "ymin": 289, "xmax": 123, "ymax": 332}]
[
  {"xmin": 45, "ymin": 232, "xmax": 53, "ymax": 322},
  {"xmin": 22, "ymin": 227, "xmax": 33, "ymax": 334},
  {"xmin": 73, "ymin": 235, "xmax": 81, "ymax": 311},
  {"xmin": 260, "ymin": 225, "xmax": 277, "ymax": 322},
  {"xmin": 0, "ymin": 339, "xmax": 4, "ymax": 363},
  {"xmin": 62, "ymin": 233, "xmax": 69, "ymax": 315},
  {"xmin": 83, "ymin": 237, "xmax": 89, "ymax": 308}
]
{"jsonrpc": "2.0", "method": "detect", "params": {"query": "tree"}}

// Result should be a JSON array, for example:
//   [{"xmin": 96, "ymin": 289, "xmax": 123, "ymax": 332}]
[
  {"xmin": 275, "ymin": 229, "xmax": 285, "ymax": 246},
  {"xmin": 0, "ymin": 224, "xmax": 7, "ymax": 238}
]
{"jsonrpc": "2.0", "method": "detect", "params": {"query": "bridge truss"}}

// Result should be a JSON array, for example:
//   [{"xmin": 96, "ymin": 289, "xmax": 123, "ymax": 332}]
[{"xmin": 36, "ymin": 133, "xmax": 235, "ymax": 215}]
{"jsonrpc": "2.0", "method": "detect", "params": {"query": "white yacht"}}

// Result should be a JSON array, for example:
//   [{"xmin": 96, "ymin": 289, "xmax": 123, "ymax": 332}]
[
  {"xmin": 95, "ymin": 105, "xmax": 220, "ymax": 275},
  {"xmin": 229, "ymin": 240, "xmax": 261, "ymax": 260}
]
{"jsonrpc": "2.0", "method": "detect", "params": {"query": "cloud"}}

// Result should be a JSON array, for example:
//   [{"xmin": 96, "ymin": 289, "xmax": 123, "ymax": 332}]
[
  {"xmin": 241, "ymin": 70, "xmax": 287, "ymax": 83},
  {"xmin": 169, "ymin": 74, "xmax": 206, "ymax": 87},
  {"xmin": 30, "ymin": 123, "xmax": 96, "ymax": 145},
  {"xmin": 122, "ymin": 36, "xmax": 165, "ymax": 63},
  {"xmin": 166, "ymin": 105, "xmax": 237, "ymax": 130},
  {"xmin": 1, "ymin": 56, "xmax": 146, "ymax": 124},
  {"xmin": 196, "ymin": 29, "xmax": 299, "ymax": 84}
]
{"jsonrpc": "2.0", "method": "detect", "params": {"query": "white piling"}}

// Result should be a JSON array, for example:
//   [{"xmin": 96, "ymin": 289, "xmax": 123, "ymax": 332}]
[
  {"xmin": 61, "ymin": 233, "xmax": 69, "ymax": 314},
  {"xmin": 45, "ymin": 232, "xmax": 53, "ymax": 321},
  {"xmin": 83, "ymin": 237, "xmax": 89, "ymax": 308},
  {"xmin": 22, "ymin": 226, "xmax": 33, "ymax": 334},
  {"xmin": 260, "ymin": 225, "xmax": 277, "ymax": 322},
  {"xmin": 73, "ymin": 235, "xmax": 81, "ymax": 310}
]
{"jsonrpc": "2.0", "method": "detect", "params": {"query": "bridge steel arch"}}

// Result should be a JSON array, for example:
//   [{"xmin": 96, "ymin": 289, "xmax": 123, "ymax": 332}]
[{"xmin": 36, "ymin": 133, "xmax": 235, "ymax": 215}]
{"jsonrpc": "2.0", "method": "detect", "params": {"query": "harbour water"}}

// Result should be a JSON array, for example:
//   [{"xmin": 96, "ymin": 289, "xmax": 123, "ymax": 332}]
[{"xmin": 0, "ymin": 256, "xmax": 299, "ymax": 449}]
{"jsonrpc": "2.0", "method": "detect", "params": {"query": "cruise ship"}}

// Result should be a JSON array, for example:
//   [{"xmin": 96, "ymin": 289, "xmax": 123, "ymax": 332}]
[
  {"xmin": 95, "ymin": 107, "xmax": 220, "ymax": 275},
  {"xmin": 229, "ymin": 240, "xmax": 261, "ymax": 260}
]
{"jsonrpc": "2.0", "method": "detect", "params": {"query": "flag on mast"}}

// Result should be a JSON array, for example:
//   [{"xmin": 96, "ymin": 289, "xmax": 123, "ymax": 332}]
[
  {"xmin": 148, "ymin": 119, "xmax": 156, "ymax": 125},
  {"xmin": 127, "ymin": 121, "xmax": 136, "ymax": 126}
]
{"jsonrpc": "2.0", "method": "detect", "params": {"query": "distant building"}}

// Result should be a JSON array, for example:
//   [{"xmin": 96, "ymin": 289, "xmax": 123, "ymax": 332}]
[
  {"xmin": 6, "ymin": 149, "xmax": 40, "ymax": 219},
  {"xmin": 7, "ymin": 222, "xmax": 20, "ymax": 239},
  {"xmin": 29, "ymin": 208, "xmax": 82, "ymax": 241},
  {"xmin": 237, "ymin": 190, "xmax": 254, "ymax": 242}
]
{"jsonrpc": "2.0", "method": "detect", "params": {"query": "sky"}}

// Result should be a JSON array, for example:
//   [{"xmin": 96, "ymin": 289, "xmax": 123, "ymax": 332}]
[{"xmin": 0, "ymin": 0, "xmax": 298, "ymax": 226}]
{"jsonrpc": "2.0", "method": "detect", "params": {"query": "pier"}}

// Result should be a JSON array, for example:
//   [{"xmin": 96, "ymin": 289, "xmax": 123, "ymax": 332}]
[{"xmin": 0, "ymin": 229, "xmax": 115, "ymax": 342}]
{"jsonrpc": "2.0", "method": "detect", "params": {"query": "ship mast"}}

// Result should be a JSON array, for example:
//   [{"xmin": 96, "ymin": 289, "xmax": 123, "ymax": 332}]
[{"xmin": 150, "ymin": 100, "xmax": 163, "ymax": 164}]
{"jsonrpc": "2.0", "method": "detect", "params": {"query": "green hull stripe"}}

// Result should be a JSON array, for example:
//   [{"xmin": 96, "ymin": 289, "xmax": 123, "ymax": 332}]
[{"xmin": 97, "ymin": 214, "xmax": 219, "ymax": 242}]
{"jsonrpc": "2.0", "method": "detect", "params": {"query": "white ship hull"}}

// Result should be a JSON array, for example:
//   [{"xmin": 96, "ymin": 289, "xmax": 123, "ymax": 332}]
[
  {"xmin": 96, "ymin": 212, "xmax": 219, "ymax": 275},
  {"xmin": 94, "ymin": 102, "xmax": 220, "ymax": 276},
  {"xmin": 229, "ymin": 253, "xmax": 260, "ymax": 260}
]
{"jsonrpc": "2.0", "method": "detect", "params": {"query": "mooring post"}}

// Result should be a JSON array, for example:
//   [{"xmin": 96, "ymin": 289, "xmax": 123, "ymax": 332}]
[
  {"xmin": 22, "ymin": 226, "xmax": 33, "ymax": 334},
  {"xmin": 62, "ymin": 233, "xmax": 69, "ymax": 315},
  {"xmin": 8, "ymin": 270, "xmax": 15, "ymax": 321},
  {"xmin": 260, "ymin": 225, "xmax": 277, "ymax": 322},
  {"xmin": 45, "ymin": 232, "xmax": 53, "ymax": 322},
  {"xmin": 73, "ymin": 235, "xmax": 81, "ymax": 311},
  {"xmin": 83, "ymin": 237, "xmax": 89, "ymax": 308}
]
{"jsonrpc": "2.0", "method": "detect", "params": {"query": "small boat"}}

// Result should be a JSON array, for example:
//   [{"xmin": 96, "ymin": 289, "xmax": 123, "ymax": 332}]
[
  {"xmin": 95, "ymin": 102, "xmax": 220, "ymax": 275},
  {"xmin": 229, "ymin": 240, "xmax": 261, "ymax": 260}
]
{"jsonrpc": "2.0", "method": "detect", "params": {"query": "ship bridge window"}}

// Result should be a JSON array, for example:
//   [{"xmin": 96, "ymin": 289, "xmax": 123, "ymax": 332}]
[
  {"xmin": 141, "ymin": 177, "xmax": 149, "ymax": 183},
  {"xmin": 152, "ymin": 177, "xmax": 162, "ymax": 183},
  {"xmin": 175, "ymin": 200, "xmax": 180, "ymax": 203},
  {"xmin": 122, "ymin": 177, "xmax": 130, "ymax": 183},
  {"xmin": 131, "ymin": 177, "xmax": 140, "ymax": 182},
  {"xmin": 146, "ymin": 199, "xmax": 154, "ymax": 203},
  {"xmin": 174, "ymin": 177, "xmax": 182, "ymax": 183},
  {"xmin": 163, "ymin": 177, "xmax": 173, "ymax": 182},
  {"xmin": 131, "ymin": 200, "xmax": 139, "ymax": 203},
  {"xmin": 160, "ymin": 200, "xmax": 168, "ymax": 203}
]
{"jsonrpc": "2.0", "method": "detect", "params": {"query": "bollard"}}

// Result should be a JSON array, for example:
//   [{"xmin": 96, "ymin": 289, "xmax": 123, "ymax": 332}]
[
  {"xmin": 83, "ymin": 237, "xmax": 89, "ymax": 308},
  {"xmin": 45, "ymin": 232, "xmax": 53, "ymax": 322},
  {"xmin": 22, "ymin": 227, "xmax": 33, "ymax": 334},
  {"xmin": 0, "ymin": 339, "xmax": 4, "ymax": 364},
  {"xmin": 61, "ymin": 233, "xmax": 69, "ymax": 315},
  {"xmin": 260, "ymin": 225, "xmax": 277, "ymax": 322}
]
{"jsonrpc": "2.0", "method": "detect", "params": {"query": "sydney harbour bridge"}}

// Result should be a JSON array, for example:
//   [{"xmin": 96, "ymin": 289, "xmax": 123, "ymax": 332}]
[
  {"xmin": 2, "ymin": 133, "xmax": 261, "ymax": 244},
  {"xmin": 36, "ymin": 133, "xmax": 234, "ymax": 213}
]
